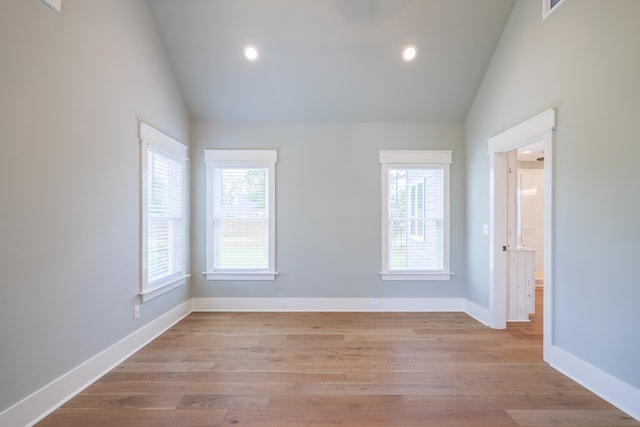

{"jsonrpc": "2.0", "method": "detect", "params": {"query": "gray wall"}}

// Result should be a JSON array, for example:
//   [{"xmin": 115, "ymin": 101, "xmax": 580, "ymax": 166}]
[
  {"xmin": 0, "ymin": 0, "xmax": 190, "ymax": 411},
  {"xmin": 191, "ymin": 122, "xmax": 466, "ymax": 299},
  {"xmin": 466, "ymin": 0, "xmax": 640, "ymax": 388},
  {"xmin": 5, "ymin": 0, "xmax": 638, "ymax": 417}
]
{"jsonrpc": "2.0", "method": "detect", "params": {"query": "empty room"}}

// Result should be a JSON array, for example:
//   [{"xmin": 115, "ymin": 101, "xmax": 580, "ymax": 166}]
[{"xmin": 1, "ymin": 1, "xmax": 639, "ymax": 426}]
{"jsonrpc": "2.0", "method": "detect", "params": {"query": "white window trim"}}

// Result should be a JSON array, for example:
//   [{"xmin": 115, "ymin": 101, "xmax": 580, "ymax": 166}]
[
  {"xmin": 203, "ymin": 149, "xmax": 278, "ymax": 281},
  {"xmin": 139, "ymin": 122, "xmax": 190, "ymax": 302},
  {"xmin": 379, "ymin": 150, "xmax": 452, "ymax": 281}
]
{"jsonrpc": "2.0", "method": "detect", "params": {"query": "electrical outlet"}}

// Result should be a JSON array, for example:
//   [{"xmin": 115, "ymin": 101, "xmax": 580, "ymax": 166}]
[
  {"xmin": 370, "ymin": 301, "xmax": 381, "ymax": 310},
  {"xmin": 133, "ymin": 304, "xmax": 140, "ymax": 319},
  {"xmin": 276, "ymin": 300, "xmax": 287, "ymax": 309}
]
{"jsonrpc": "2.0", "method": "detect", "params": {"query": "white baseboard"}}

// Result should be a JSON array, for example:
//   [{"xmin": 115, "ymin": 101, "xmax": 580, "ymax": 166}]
[
  {"xmin": 192, "ymin": 297, "xmax": 466, "ymax": 312},
  {"xmin": 463, "ymin": 299, "xmax": 492, "ymax": 327},
  {"xmin": 192, "ymin": 297, "xmax": 492, "ymax": 325},
  {"xmin": 0, "ymin": 300, "xmax": 192, "ymax": 427},
  {"xmin": 546, "ymin": 344, "xmax": 640, "ymax": 421}
]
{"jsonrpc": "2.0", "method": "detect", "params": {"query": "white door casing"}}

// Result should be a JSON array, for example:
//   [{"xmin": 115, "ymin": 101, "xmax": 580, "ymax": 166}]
[{"xmin": 487, "ymin": 108, "xmax": 555, "ymax": 360}]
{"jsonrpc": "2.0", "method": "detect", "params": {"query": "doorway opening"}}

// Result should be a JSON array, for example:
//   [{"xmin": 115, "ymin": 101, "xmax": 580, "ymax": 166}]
[
  {"xmin": 505, "ymin": 142, "xmax": 545, "ymax": 322},
  {"xmin": 487, "ymin": 109, "xmax": 555, "ymax": 360},
  {"xmin": 516, "ymin": 144, "xmax": 545, "ymax": 287}
]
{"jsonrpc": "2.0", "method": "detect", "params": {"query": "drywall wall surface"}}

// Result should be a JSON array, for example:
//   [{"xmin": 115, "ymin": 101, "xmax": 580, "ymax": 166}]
[
  {"xmin": 0, "ymin": 0, "xmax": 189, "ymax": 412},
  {"xmin": 191, "ymin": 122, "xmax": 466, "ymax": 299},
  {"xmin": 465, "ymin": 0, "xmax": 640, "ymax": 388}
]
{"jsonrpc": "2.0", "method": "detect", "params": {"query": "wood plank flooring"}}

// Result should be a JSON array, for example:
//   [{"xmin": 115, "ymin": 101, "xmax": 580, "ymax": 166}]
[{"xmin": 37, "ymin": 289, "xmax": 639, "ymax": 426}]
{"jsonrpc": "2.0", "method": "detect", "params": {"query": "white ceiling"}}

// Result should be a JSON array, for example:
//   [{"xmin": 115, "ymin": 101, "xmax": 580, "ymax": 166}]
[
  {"xmin": 517, "ymin": 139, "xmax": 545, "ymax": 162},
  {"xmin": 147, "ymin": 0, "xmax": 515, "ymax": 123}
]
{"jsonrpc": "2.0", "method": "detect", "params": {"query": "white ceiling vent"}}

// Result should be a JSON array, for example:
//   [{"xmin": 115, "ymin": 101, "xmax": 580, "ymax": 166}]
[
  {"xmin": 542, "ymin": 0, "xmax": 566, "ymax": 20},
  {"xmin": 41, "ymin": 0, "xmax": 61, "ymax": 13}
]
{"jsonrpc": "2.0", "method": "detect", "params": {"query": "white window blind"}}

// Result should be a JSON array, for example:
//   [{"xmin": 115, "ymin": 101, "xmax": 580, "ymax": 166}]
[
  {"xmin": 204, "ymin": 150, "xmax": 277, "ymax": 280},
  {"xmin": 147, "ymin": 148, "xmax": 185, "ymax": 283},
  {"xmin": 380, "ymin": 150, "xmax": 452, "ymax": 281},
  {"xmin": 140, "ymin": 123, "xmax": 189, "ymax": 301}
]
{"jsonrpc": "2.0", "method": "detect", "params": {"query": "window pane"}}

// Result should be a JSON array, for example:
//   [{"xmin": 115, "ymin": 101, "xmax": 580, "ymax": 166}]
[
  {"xmin": 388, "ymin": 167, "xmax": 443, "ymax": 271},
  {"xmin": 147, "ymin": 150, "xmax": 184, "ymax": 284},
  {"xmin": 213, "ymin": 167, "xmax": 269, "ymax": 270}
]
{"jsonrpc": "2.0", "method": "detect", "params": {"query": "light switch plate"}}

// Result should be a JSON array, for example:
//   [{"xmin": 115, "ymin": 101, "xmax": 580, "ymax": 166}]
[{"xmin": 42, "ymin": 0, "xmax": 62, "ymax": 13}]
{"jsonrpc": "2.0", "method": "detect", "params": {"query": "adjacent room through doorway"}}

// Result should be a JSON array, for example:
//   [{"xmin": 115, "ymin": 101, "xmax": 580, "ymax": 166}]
[{"xmin": 505, "ymin": 140, "xmax": 546, "ymax": 325}]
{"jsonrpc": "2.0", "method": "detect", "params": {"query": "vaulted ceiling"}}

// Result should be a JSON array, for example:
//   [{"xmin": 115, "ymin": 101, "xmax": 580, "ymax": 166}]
[{"xmin": 148, "ymin": 0, "xmax": 515, "ymax": 123}]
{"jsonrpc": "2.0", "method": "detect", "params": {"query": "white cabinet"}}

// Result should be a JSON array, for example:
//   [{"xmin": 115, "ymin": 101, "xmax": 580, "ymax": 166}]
[{"xmin": 507, "ymin": 248, "xmax": 535, "ymax": 322}]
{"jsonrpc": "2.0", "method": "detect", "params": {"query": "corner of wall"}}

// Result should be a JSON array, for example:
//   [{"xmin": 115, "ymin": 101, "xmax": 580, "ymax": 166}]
[
  {"xmin": 546, "ymin": 344, "xmax": 640, "ymax": 421},
  {"xmin": 0, "ymin": 301, "xmax": 192, "ymax": 427}
]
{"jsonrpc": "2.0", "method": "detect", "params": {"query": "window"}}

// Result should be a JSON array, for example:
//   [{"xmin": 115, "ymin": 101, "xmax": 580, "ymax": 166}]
[
  {"xmin": 140, "ymin": 123, "xmax": 189, "ymax": 301},
  {"xmin": 204, "ymin": 150, "xmax": 277, "ymax": 280},
  {"xmin": 380, "ymin": 150, "xmax": 452, "ymax": 280}
]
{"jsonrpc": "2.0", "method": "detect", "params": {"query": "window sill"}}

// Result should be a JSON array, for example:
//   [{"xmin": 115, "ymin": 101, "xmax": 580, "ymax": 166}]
[
  {"xmin": 379, "ymin": 272, "xmax": 453, "ymax": 281},
  {"xmin": 139, "ymin": 275, "xmax": 190, "ymax": 302},
  {"xmin": 204, "ymin": 271, "xmax": 278, "ymax": 281}
]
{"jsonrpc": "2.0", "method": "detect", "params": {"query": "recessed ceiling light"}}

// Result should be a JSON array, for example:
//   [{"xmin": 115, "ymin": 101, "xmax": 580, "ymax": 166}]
[
  {"xmin": 243, "ymin": 44, "xmax": 258, "ymax": 62},
  {"xmin": 401, "ymin": 44, "xmax": 417, "ymax": 62}
]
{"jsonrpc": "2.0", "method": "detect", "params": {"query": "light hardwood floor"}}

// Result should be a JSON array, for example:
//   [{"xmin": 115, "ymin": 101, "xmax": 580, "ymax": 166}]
[{"xmin": 38, "ymin": 289, "xmax": 639, "ymax": 426}]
